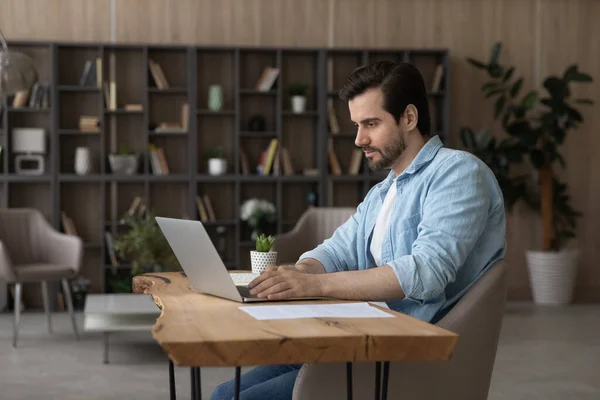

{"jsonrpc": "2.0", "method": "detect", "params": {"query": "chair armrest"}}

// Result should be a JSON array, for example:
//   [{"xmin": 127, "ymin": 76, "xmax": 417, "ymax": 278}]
[
  {"xmin": 0, "ymin": 241, "xmax": 17, "ymax": 282},
  {"xmin": 44, "ymin": 231, "xmax": 84, "ymax": 273}
]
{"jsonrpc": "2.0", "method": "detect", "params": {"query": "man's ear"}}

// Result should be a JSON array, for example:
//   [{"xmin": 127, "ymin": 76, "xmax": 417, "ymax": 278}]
[{"xmin": 404, "ymin": 104, "xmax": 419, "ymax": 132}]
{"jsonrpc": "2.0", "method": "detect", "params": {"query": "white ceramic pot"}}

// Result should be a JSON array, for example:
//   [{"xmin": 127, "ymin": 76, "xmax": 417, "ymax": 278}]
[
  {"xmin": 109, "ymin": 154, "xmax": 139, "ymax": 175},
  {"xmin": 250, "ymin": 251, "xmax": 278, "ymax": 274},
  {"xmin": 291, "ymin": 96, "xmax": 307, "ymax": 113},
  {"xmin": 74, "ymin": 147, "xmax": 92, "ymax": 175},
  {"xmin": 208, "ymin": 158, "xmax": 227, "ymax": 175},
  {"xmin": 526, "ymin": 249, "xmax": 580, "ymax": 305}
]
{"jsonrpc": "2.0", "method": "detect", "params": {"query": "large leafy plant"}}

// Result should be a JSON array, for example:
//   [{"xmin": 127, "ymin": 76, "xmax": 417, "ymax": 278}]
[
  {"xmin": 113, "ymin": 207, "xmax": 181, "ymax": 275},
  {"xmin": 462, "ymin": 42, "xmax": 594, "ymax": 252}
]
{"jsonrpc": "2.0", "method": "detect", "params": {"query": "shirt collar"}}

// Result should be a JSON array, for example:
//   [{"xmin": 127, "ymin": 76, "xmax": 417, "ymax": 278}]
[{"xmin": 381, "ymin": 134, "xmax": 444, "ymax": 185}]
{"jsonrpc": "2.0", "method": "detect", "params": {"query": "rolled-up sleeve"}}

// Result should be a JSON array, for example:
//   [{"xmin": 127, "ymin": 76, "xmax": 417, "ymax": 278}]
[
  {"xmin": 388, "ymin": 155, "xmax": 493, "ymax": 303},
  {"xmin": 298, "ymin": 201, "xmax": 366, "ymax": 273}
]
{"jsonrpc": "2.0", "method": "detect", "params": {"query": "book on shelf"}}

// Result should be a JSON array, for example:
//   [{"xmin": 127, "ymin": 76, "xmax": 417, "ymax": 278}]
[
  {"xmin": 431, "ymin": 64, "xmax": 444, "ymax": 93},
  {"xmin": 124, "ymin": 104, "xmax": 143, "ymax": 111},
  {"xmin": 240, "ymin": 148, "xmax": 249, "ymax": 175},
  {"xmin": 79, "ymin": 115, "xmax": 100, "ymax": 132},
  {"xmin": 79, "ymin": 57, "xmax": 102, "ymax": 88},
  {"xmin": 12, "ymin": 89, "xmax": 29, "ymax": 108},
  {"xmin": 262, "ymin": 138, "xmax": 279, "ymax": 175},
  {"xmin": 60, "ymin": 211, "xmax": 79, "ymax": 236},
  {"xmin": 148, "ymin": 145, "xmax": 170, "ymax": 175},
  {"xmin": 347, "ymin": 149, "xmax": 363, "ymax": 175},
  {"xmin": 148, "ymin": 59, "xmax": 170, "ymax": 89},
  {"xmin": 255, "ymin": 66, "xmax": 279, "ymax": 92},
  {"xmin": 196, "ymin": 194, "xmax": 217, "ymax": 222},
  {"xmin": 281, "ymin": 148, "xmax": 294, "ymax": 176},
  {"xmin": 104, "ymin": 231, "xmax": 118, "ymax": 267},
  {"xmin": 328, "ymin": 150, "xmax": 342, "ymax": 175},
  {"xmin": 152, "ymin": 103, "xmax": 189, "ymax": 133},
  {"xmin": 328, "ymin": 102, "xmax": 340, "ymax": 134}
]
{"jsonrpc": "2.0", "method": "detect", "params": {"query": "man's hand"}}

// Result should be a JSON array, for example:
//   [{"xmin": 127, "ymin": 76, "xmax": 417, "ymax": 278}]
[{"xmin": 248, "ymin": 266, "xmax": 323, "ymax": 300}]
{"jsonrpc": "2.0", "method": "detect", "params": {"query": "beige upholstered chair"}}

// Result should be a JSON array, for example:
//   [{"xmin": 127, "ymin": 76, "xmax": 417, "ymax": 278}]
[
  {"xmin": 291, "ymin": 260, "xmax": 508, "ymax": 400},
  {"xmin": 0, "ymin": 208, "xmax": 83, "ymax": 347},
  {"xmin": 272, "ymin": 207, "xmax": 356, "ymax": 265}
]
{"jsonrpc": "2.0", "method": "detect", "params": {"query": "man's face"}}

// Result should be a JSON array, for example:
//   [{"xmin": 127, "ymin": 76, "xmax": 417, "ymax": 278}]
[{"xmin": 349, "ymin": 87, "xmax": 406, "ymax": 172}]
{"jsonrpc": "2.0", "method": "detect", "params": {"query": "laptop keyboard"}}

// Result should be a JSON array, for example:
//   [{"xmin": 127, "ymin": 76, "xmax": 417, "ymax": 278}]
[{"xmin": 237, "ymin": 286, "xmax": 257, "ymax": 298}]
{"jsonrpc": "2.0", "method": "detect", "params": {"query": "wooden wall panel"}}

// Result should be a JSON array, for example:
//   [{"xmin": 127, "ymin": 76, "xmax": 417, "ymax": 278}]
[
  {"xmin": 1, "ymin": 0, "xmax": 598, "ymax": 300},
  {"xmin": 0, "ymin": 0, "xmax": 111, "ymax": 42},
  {"xmin": 114, "ymin": 0, "xmax": 330, "ymax": 47}
]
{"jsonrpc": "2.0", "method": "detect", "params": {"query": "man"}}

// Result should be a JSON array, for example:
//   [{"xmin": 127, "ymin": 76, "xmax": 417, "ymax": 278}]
[{"xmin": 211, "ymin": 61, "xmax": 506, "ymax": 400}]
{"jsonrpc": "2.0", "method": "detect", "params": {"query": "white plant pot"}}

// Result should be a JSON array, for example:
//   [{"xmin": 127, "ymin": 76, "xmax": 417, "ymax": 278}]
[
  {"xmin": 109, "ymin": 154, "xmax": 139, "ymax": 175},
  {"xmin": 74, "ymin": 147, "xmax": 92, "ymax": 175},
  {"xmin": 208, "ymin": 158, "xmax": 227, "ymax": 175},
  {"xmin": 526, "ymin": 249, "xmax": 580, "ymax": 305},
  {"xmin": 291, "ymin": 96, "xmax": 307, "ymax": 114},
  {"xmin": 250, "ymin": 251, "xmax": 278, "ymax": 274}
]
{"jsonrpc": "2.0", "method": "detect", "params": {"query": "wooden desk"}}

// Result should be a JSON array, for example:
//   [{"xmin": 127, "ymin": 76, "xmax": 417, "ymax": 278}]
[{"xmin": 133, "ymin": 271, "xmax": 458, "ymax": 400}]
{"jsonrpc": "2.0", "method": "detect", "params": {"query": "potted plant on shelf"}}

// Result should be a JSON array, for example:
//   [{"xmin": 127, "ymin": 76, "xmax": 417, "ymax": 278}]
[
  {"xmin": 288, "ymin": 82, "xmax": 309, "ymax": 114},
  {"xmin": 465, "ymin": 42, "xmax": 594, "ymax": 305},
  {"xmin": 111, "ymin": 206, "xmax": 181, "ymax": 292},
  {"xmin": 240, "ymin": 198, "xmax": 277, "ymax": 241},
  {"xmin": 250, "ymin": 234, "xmax": 277, "ymax": 274},
  {"xmin": 204, "ymin": 146, "xmax": 228, "ymax": 176},
  {"xmin": 109, "ymin": 145, "xmax": 139, "ymax": 175}
]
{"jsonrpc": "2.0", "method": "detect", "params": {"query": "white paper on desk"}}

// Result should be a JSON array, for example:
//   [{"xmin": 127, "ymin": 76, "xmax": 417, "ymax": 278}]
[{"xmin": 239, "ymin": 302, "xmax": 395, "ymax": 320}]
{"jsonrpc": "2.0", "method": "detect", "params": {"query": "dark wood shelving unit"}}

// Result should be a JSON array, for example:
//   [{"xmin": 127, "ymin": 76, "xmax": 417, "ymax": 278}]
[{"xmin": 0, "ymin": 41, "xmax": 449, "ymax": 296}]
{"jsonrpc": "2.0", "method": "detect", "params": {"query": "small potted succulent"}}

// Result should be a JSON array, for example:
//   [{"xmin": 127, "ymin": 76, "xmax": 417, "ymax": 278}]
[
  {"xmin": 109, "ymin": 145, "xmax": 139, "ymax": 175},
  {"xmin": 250, "ymin": 234, "xmax": 277, "ymax": 274},
  {"xmin": 204, "ymin": 146, "xmax": 228, "ymax": 176},
  {"xmin": 288, "ymin": 82, "xmax": 309, "ymax": 113}
]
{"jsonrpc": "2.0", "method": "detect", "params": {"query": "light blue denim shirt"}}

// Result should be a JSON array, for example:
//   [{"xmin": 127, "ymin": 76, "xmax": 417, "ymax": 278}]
[{"xmin": 299, "ymin": 135, "xmax": 506, "ymax": 323}]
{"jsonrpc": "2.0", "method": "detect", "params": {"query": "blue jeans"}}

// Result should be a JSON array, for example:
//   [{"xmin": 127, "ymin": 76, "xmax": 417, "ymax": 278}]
[{"xmin": 210, "ymin": 364, "xmax": 303, "ymax": 400}]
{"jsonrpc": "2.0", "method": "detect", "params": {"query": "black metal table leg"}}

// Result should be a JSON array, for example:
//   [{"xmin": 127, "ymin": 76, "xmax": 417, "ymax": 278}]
[
  {"xmin": 374, "ymin": 361, "xmax": 381, "ymax": 400},
  {"xmin": 234, "ymin": 366, "xmax": 241, "ymax": 400},
  {"xmin": 381, "ymin": 361, "xmax": 390, "ymax": 400},
  {"xmin": 169, "ymin": 359, "xmax": 176, "ymax": 400},
  {"xmin": 346, "ymin": 362, "xmax": 353, "ymax": 400},
  {"xmin": 190, "ymin": 367, "xmax": 202, "ymax": 400}
]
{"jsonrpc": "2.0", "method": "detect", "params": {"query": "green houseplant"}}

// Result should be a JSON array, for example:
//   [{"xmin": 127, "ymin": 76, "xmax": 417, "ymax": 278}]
[
  {"xmin": 110, "ymin": 206, "xmax": 181, "ymax": 292},
  {"xmin": 204, "ymin": 146, "xmax": 227, "ymax": 176},
  {"xmin": 464, "ymin": 42, "xmax": 594, "ymax": 304},
  {"xmin": 250, "ymin": 234, "xmax": 277, "ymax": 274},
  {"xmin": 288, "ymin": 82, "xmax": 309, "ymax": 114}
]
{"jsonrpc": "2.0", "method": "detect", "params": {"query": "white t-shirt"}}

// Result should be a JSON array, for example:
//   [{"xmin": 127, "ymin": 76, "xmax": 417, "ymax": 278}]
[{"xmin": 370, "ymin": 177, "xmax": 398, "ymax": 266}]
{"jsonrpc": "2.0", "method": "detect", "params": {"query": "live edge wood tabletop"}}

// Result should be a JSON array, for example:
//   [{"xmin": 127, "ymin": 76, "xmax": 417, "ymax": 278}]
[{"xmin": 132, "ymin": 271, "xmax": 458, "ymax": 368}]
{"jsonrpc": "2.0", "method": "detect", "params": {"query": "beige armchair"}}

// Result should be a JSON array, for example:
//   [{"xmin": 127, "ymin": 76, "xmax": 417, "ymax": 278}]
[
  {"xmin": 272, "ymin": 207, "xmax": 356, "ymax": 265},
  {"xmin": 291, "ymin": 260, "xmax": 508, "ymax": 400},
  {"xmin": 0, "ymin": 208, "xmax": 83, "ymax": 347}
]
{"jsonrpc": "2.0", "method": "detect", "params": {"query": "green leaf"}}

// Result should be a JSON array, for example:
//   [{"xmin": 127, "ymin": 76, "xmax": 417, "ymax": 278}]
[
  {"xmin": 522, "ymin": 90, "xmax": 538, "ymax": 108},
  {"xmin": 467, "ymin": 57, "xmax": 488, "ymax": 70},
  {"xmin": 563, "ymin": 65, "xmax": 578, "ymax": 81},
  {"xmin": 502, "ymin": 67, "xmax": 515, "ymax": 83},
  {"xmin": 476, "ymin": 129, "xmax": 491, "ymax": 147},
  {"xmin": 573, "ymin": 73, "xmax": 593, "ymax": 82},
  {"xmin": 489, "ymin": 42, "xmax": 502, "ymax": 65},
  {"xmin": 460, "ymin": 127, "xmax": 476, "ymax": 149},
  {"xmin": 489, "ymin": 64, "xmax": 503, "ymax": 78},
  {"xmin": 485, "ymin": 88, "xmax": 505, "ymax": 98},
  {"xmin": 565, "ymin": 106, "xmax": 583, "ymax": 122},
  {"xmin": 544, "ymin": 76, "xmax": 570, "ymax": 99},
  {"xmin": 494, "ymin": 95, "xmax": 506, "ymax": 119},
  {"xmin": 575, "ymin": 98, "xmax": 595, "ymax": 105},
  {"xmin": 510, "ymin": 78, "xmax": 523, "ymax": 98},
  {"xmin": 505, "ymin": 121, "xmax": 529, "ymax": 136}
]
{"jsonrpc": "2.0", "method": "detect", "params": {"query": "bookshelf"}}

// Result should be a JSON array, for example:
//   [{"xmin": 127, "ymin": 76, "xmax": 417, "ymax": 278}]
[{"xmin": 0, "ymin": 41, "xmax": 449, "ymax": 299}]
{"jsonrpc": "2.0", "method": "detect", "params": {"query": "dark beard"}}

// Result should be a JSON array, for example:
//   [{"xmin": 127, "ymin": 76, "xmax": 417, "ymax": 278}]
[{"xmin": 366, "ymin": 136, "xmax": 406, "ymax": 172}]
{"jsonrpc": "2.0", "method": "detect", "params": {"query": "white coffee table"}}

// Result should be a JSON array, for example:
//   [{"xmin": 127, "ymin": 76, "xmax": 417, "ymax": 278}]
[{"xmin": 84, "ymin": 293, "xmax": 161, "ymax": 364}]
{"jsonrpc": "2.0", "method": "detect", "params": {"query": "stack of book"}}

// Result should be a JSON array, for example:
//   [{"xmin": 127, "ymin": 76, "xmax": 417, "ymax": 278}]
[{"xmin": 79, "ymin": 115, "xmax": 100, "ymax": 132}]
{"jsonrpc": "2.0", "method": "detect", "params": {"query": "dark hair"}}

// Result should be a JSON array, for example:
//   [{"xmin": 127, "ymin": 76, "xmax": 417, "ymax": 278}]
[{"xmin": 339, "ymin": 61, "xmax": 431, "ymax": 136}]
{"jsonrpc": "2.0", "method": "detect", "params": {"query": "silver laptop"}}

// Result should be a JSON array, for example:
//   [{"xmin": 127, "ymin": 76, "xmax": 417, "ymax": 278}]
[{"xmin": 155, "ymin": 216, "xmax": 323, "ymax": 303}]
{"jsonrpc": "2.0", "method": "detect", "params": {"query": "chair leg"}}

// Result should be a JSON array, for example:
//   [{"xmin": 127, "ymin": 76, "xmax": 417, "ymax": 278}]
[
  {"xmin": 13, "ymin": 283, "xmax": 22, "ymax": 348},
  {"xmin": 41, "ymin": 280, "xmax": 53, "ymax": 334},
  {"xmin": 61, "ymin": 279, "xmax": 79, "ymax": 340}
]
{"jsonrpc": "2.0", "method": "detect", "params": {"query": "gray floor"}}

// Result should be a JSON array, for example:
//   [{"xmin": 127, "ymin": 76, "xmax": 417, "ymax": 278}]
[{"xmin": 0, "ymin": 302, "xmax": 599, "ymax": 400}]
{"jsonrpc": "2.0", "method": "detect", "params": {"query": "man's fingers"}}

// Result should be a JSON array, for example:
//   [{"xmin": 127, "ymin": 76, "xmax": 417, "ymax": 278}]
[
  {"xmin": 264, "ymin": 265, "xmax": 279, "ymax": 272},
  {"xmin": 267, "ymin": 289, "xmax": 295, "ymax": 301},
  {"xmin": 249, "ymin": 275, "xmax": 283, "ymax": 295},
  {"xmin": 256, "ymin": 282, "xmax": 290, "ymax": 298},
  {"xmin": 248, "ymin": 270, "xmax": 278, "ymax": 289}
]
